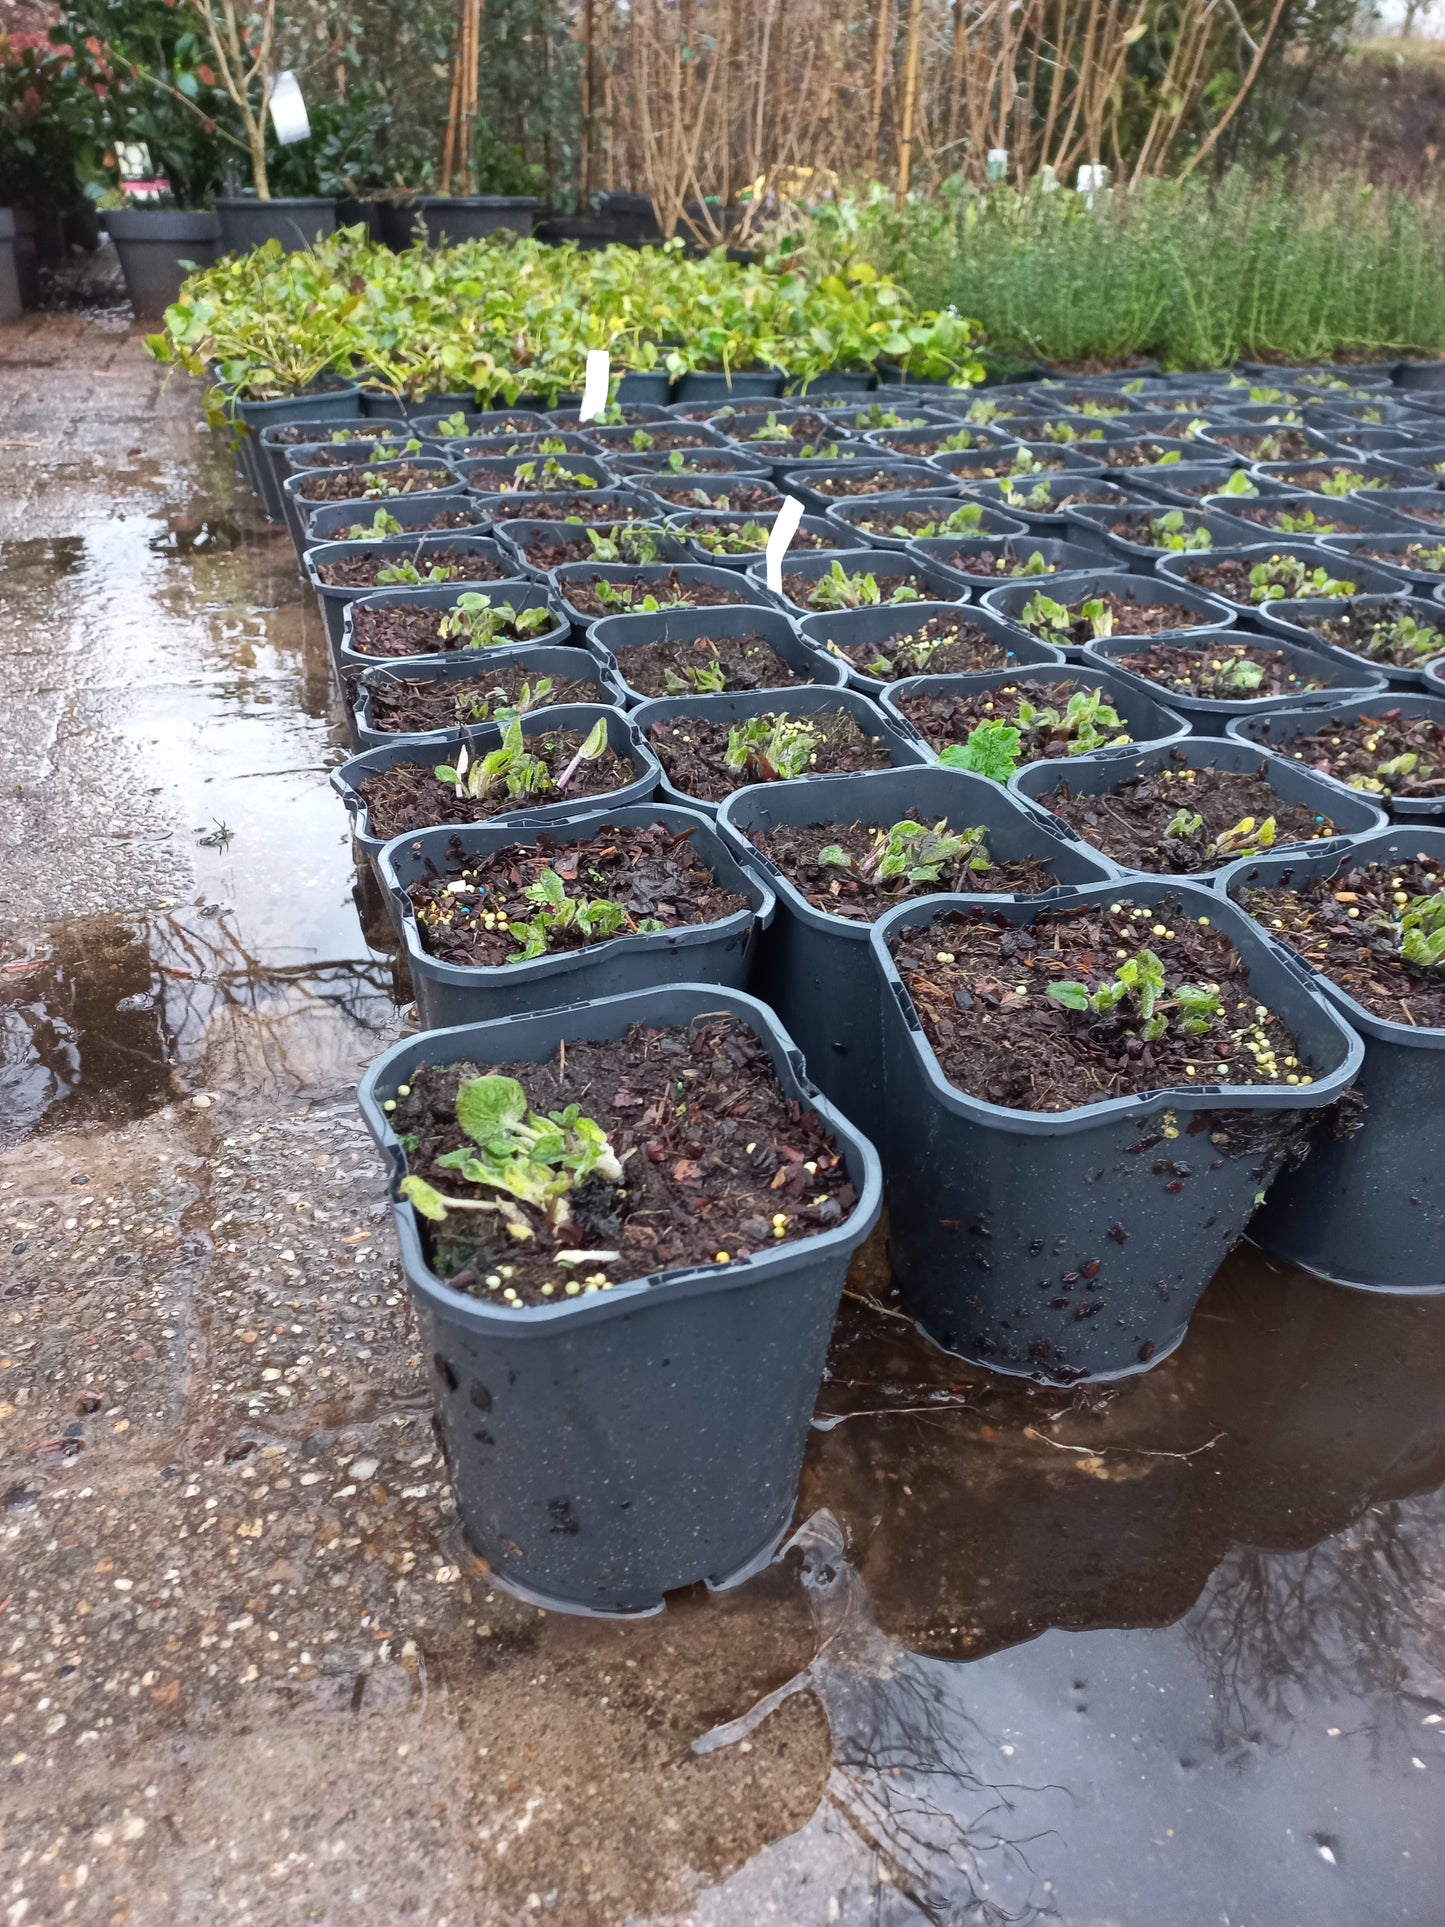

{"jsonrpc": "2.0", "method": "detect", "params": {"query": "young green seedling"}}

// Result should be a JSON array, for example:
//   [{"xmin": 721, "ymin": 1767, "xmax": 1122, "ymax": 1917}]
[
  {"xmin": 723, "ymin": 713, "xmax": 819, "ymax": 781},
  {"xmin": 1014, "ymin": 686, "xmax": 1131, "ymax": 756},
  {"xmin": 1370, "ymin": 890, "xmax": 1445, "ymax": 968},
  {"xmin": 817, "ymin": 817, "xmax": 991, "ymax": 887},
  {"xmin": 663, "ymin": 657, "xmax": 729, "ymax": 695},
  {"xmin": 438, "ymin": 593, "xmax": 555, "ymax": 650},
  {"xmin": 434, "ymin": 716, "xmax": 552, "ymax": 803},
  {"xmin": 938, "ymin": 719, "xmax": 1022, "ymax": 781},
  {"xmin": 887, "ymin": 503, "xmax": 985, "ymax": 540},
  {"xmin": 807, "ymin": 560, "xmax": 920, "ymax": 610},
  {"xmin": 1047, "ymin": 947, "xmax": 1221, "ymax": 1042},
  {"xmin": 585, "ymin": 525, "xmax": 667, "ymax": 565},
  {"xmin": 1216, "ymin": 470, "xmax": 1260, "ymax": 500},
  {"xmin": 1143, "ymin": 510, "xmax": 1211, "ymax": 553},
  {"xmin": 342, "ymin": 507, "xmax": 407, "ymax": 539},
  {"xmin": 454, "ymin": 676, "xmax": 556, "ymax": 724},
  {"xmin": 590, "ymin": 579, "xmax": 690, "ymax": 613},
  {"xmin": 512, "ymin": 459, "xmax": 597, "ymax": 490},
  {"xmin": 1363, "ymin": 614, "xmax": 1445, "ymax": 664},
  {"xmin": 691, "ymin": 520, "xmax": 774, "ymax": 555},
  {"xmin": 1165, "ymin": 810, "xmax": 1277, "ymax": 860},
  {"xmin": 1018, "ymin": 592, "xmax": 1114, "ymax": 641},
  {"xmin": 1247, "ymin": 557, "xmax": 1356, "ymax": 602},
  {"xmin": 375, "ymin": 559, "xmax": 461, "ymax": 586},
  {"xmin": 433, "ymin": 412, "xmax": 471, "ymax": 437},
  {"xmin": 504, "ymin": 866, "xmax": 665, "ymax": 961}
]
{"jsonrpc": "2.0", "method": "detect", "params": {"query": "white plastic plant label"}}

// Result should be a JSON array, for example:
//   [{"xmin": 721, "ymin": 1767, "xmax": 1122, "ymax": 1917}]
[
  {"xmin": 579, "ymin": 350, "xmax": 611, "ymax": 423},
  {"xmin": 764, "ymin": 495, "xmax": 806, "ymax": 594},
  {"xmin": 269, "ymin": 71, "xmax": 311, "ymax": 147},
  {"xmin": 986, "ymin": 148, "xmax": 1008, "ymax": 183}
]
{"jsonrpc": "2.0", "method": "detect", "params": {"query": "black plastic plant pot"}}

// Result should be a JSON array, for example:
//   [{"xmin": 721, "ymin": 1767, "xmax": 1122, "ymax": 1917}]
[
  {"xmin": 981, "ymin": 569, "xmax": 1237, "ymax": 661},
  {"xmin": 376, "ymin": 802, "xmax": 775, "ymax": 1028},
  {"xmin": 631, "ymin": 474, "xmax": 785, "ymax": 518},
  {"xmin": 548, "ymin": 561, "xmax": 777, "ymax": 638},
  {"xmin": 631, "ymin": 684, "xmax": 929, "ymax": 816},
  {"xmin": 1429, "ymin": 657, "xmax": 1445, "ymax": 699},
  {"xmin": 258, "ymin": 415, "xmax": 406, "ymax": 508},
  {"xmin": 879, "ymin": 663, "xmax": 1190, "ymax": 765},
  {"xmin": 1196, "ymin": 489, "xmax": 1410, "ymax": 539},
  {"xmin": 1255, "ymin": 593, "xmax": 1445, "ymax": 692},
  {"xmin": 1079, "ymin": 628, "xmax": 1386, "ymax": 736},
  {"xmin": 490, "ymin": 519, "xmax": 688, "ymax": 579},
  {"xmin": 662, "ymin": 509, "xmax": 849, "ymax": 569},
  {"xmin": 1392, "ymin": 361, "xmax": 1445, "ymax": 392},
  {"xmin": 409, "ymin": 195, "xmax": 538, "ymax": 242},
  {"xmin": 903, "ymin": 533, "xmax": 1103, "ymax": 593},
  {"xmin": 820, "ymin": 493, "xmax": 1029, "ymax": 552},
  {"xmin": 352, "ymin": 645, "xmax": 626, "ymax": 750},
  {"xmin": 865, "ymin": 424, "xmax": 1014, "ymax": 463},
  {"xmin": 337, "ymin": 580, "xmax": 568, "ymax": 680},
  {"xmin": 1224, "ymin": 693, "xmax": 1445, "ymax": 821},
  {"xmin": 713, "ymin": 767, "xmax": 1114, "ymax": 1144},
  {"xmin": 868, "ymin": 877, "xmax": 1364, "ymax": 1381},
  {"xmin": 458, "ymin": 453, "xmax": 616, "ymax": 496},
  {"xmin": 446, "ymin": 430, "xmax": 602, "ymax": 462},
  {"xmin": 413, "ymin": 409, "xmax": 553, "ymax": 439},
  {"xmin": 1372, "ymin": 446, "xmax": 1445, "ymax": 489},
  {"xmin": 357, "ymin": 981, "xmax": 881, "ymax": 1615},
  {"xmin": 610, "ymin": 449, "xmax": 773, "ymax": 481},
  {"xmin": 746, "ymin": 546, "xmax": 972, "ymax": 616},
  {"xmin": 282, "ymin": 461, "xmax": 466, "ymax": 559},
  {"xmin": 332, "ymin": 704, "xmax": 661, "ymax": 875},
  {"xmin": 226, "ymin": 379, "xmax": 362, "ymax": 522},
  {"xmin": 466, "ymin": 486, "xmax": 651, "ymax": 530},
  {"xmin": 929, "ymin": 442, "xmax": 1107, "ymax": 488},
  {"xmin": 354, "ymin": 639, "xmax": 624, "ymax": 743},
  {"xmin": 1009, "ymin": 735, "xmax": 1388, "ymax": 882},
  {"xmin": 306, "ymin": 534, "xmax": 515, "ymax": 655},
  {"xmin": 1250, "ymin": 458, "xmax": 1410, "ymax": 495},
  {"xmin": 588, "ymin": 604, "xmax": 843, "ymax": 706},
  {"xmin": 215, "ymin": 196, "xmax": 337, "ymax": 255},
  {"xmin": 1063, "ymin": 502, "xmax": 1259, "ymax": 563},
  {"xmin": 1155, "ymin": 541, "xmax": 1410, "ymax": 610},
  {"xmin": 1316, "ymin": 530, "xmax": 1445, "ymax": 591},
  {"xmin": 949, "ymin": 476, "xmax": 1137, "ymax": 547},
  {"xmin": 103, "ymin": 207, "xmax": 219, "ymax": 318},
  {"xmin": 672, "ymin": 369, "xmax": 784, "ymax": 404},
  {"xmin": 359, "ymin": 389, "xmax": 480, "ymax": 420},
  {"xmin": 1357, "ymin": 487, "xmax": 1445, "ymax": 536},
  {"xmin": 1123, "ymin": 461, "xmax": 1275, "ymax": 509},
  {"xmin": 779, "ymin": 461, "xmax": 960, "ymax": 517},
  {"xmin": 1218, "ymin": 828, "xmax": 1445, "ymax": 1292},
  {"xmin": 302, "ymin": 491, "xmax": 490, "ymax": 552},
  {"xmin": 727, "ymin": 440, "xmax": 881, "ymax": 480},
  {"xmin": 794, "ymin": 602, "xmax": 1064, "ymax": 701}
]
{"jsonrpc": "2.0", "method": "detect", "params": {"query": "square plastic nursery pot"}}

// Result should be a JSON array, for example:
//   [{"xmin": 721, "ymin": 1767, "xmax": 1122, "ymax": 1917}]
[
  {"xmin": 490, "ymin": 520, "xmax": 689, "ymax": 579},
  {"xmin": 1250, "ymin": 458, "xmax": 1411, "ymax": 495},
  {"xmin": 878, "ymin": 663, "xmax": 1190, "ymax": 765},
  {"xmin": 1219, "ymin": 828, "xmax": 1445, "ymax": 1292},
  {"xmin": 795, "ymin": 602, "xmax": 1064, "ymax": 701},
  {"xmin": 258, "ymin": 416, "xmax": 409, "ymax": 518},
  {"xmin": 1155, "ymin": 542, "xmax": 1412, "ymax": 614},
  {"xmin": 610, "ymin": 450, "xmax": 774, "ymax": 482},
  {"xmin": 445, "ymin": 430, "xmax": 603, "ymax": 463},
  {"xmin": 282, "ymin": 460, "xmax": 466, "ymax": 560},
  {"xmin": 981, "ymin": 569, "xmax": 1237, "ymax": 660},
  {"xmin": 357, "ymin": 982, "xmax": 881, "ymax": 1615},
  {"xmin": 821, "ymin": 494, "xmax": 1029, "ymax": 552},
  {"xmin": 1063, "ymin": 502, "xmax": 1261, "ymax": 563},
  {"xmin": 1355, "ymin": 487, "xmax": 1445, "ymax": 536},
  {"xmin": 467, "ymin": 486, "xmax": 653, "ymax": 531},
  {"xmin": 377, "ymin": 802, "xmax": 775, "ymax": 1027},
  {"xmin": 902, "ymin": 533, "xmax": 1102, "ymax": 592},
  {"xmin": 413, "ymin": 410, "xmax": 553, "ymax": 438},
  {"xmin": 929, "ymin": 442, "xmax": 1109, "ymax": 491},
  {"xmin": 336, "ymin": 580, "xmax": 568, "ymax": 680},
  {"xmin": 745, "ymin": 546, "xmax": 972, "ymax": 616},
  {"xmin": 1122, "ymin": 462, "xmax": 1279, "ymax": 509},
  {"xmin": 1196, "ymin": 490, "xmax": 1410, "ymax": 540},
  {"xmin": 589, "ymin": 605, "xmax": 844, "ymax": 706},
  {"xmin": 1315, "ymin": 531, "xmax": 1445, "ymax": 591},
  {"xmin": 869, "ymin": 876, "xmax": 1364, "ymax": 1381},
  {"xmin": 1079, "ymin": 628, "xmax": 1386, "ymax": 736},
  {"xmin": 722, "ymin": 440, "xmax": 882, "ymax": 480},
  {"xmin": 631, "ymin": 683, "xmax": 929, "ymax": 816},
  {"xmin": 1224, "ymin": 693, "xmax": 1445, "ymax": 822},
  {"xmin": 224, "ymin": 379, "xmax": 362, "ymax": 522},
  {"xmin": 672, "ymin": 370, "xmax": 785, "ymax": 403},
  {"xmin": 663, "ymin": 509, "xmax": 850, "ymax": 569},
  {"xmin": 332, "ymin": 704, "xmax": 661, "ymax": 876},
  {"xmin": 359, "ymin": 389, "xmax": 481, "ymax": 421},
  {"xmin": 864, "ymin": 425, "xmax": 1016, "ymax": 464},
  {"xmin": 547, "ymin": 561, "xmax": 778, "ymax": 639},
  {"xmin": 948, "ymin": 476, "xmax": 1137, "ymax": 550},
  {"xmin": 458, "ymin": 454, "xmax": 616, "ymax": 496},
  {"xmin": 779, "ymin": 461, "xmax": 961, "ymax": 517},
  {"xmin": 631, "ymin": 474, "xmax": 785, "ymax": 518},
  {"xmin": 351, "ymin": 644, "xmax": 625, "ymax": 751},
  {"xmin": 306, "ymin": 535, "xmax": 515, "ymax": 656},
  {"xmin": 1255, "ymin": 594, "xmax": 1445, "ymax": 693},
  {"xmin": 1009, "ymin": 735, "xmax": 1388, "ymax": 882},
  {"xmin": 714, "ymin": 766, "xmax": 1115, "ymax": 1144},
  {"xmin": 302, "ymin": 491, "xmax": 490, "ymax": 553}
]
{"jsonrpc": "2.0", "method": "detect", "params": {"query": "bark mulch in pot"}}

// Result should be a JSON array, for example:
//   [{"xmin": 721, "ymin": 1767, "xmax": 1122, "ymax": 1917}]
[
  {"xmin": 562, "ymin": 571, "xmax": 749, "ymax": 619},
  {"xmin": 406, "ymin": 823, "xmax": 749, "ymax": 966},
  {"xmin": 1021, "ymin": 590, "xmax": 1214, "ymax": 647},
  {"xmin": 649, "ymin": 707, "xmax": 894, "ymax": 805},
  {"xmin": 349, "ymin": 602, "xmax": 553, "ymax": 661},
  {"xmin": 365, "ymin": 665, "xmax": 604, "ymax": 734},
  {"xmin": 391, "ymin": 1014, "xmax": 858, "ymax": 1301},
  {"xmin": 296, "ymin": 462, "xmax": 454, "ymax": 502},
  {"xmin": 1112, "ymin": 639, "xmax": 1335, "ymax": 700},
  {"xmin": 1272, "ymin": 710, "xmax": 1445, "ymax": 803},
  {"xmin": 891, "ymin": 898, "xmax": 1311, "ymax": 1112},
  {"xmin": 645, "ymin": 481, "xmax": 784, "ymax": 513},
  {"xmin": 511, "ymin": 527, "xmax": 671, "ymax": 570},
  {"xmin": 332, "ymin": 508, "xmax": 478, "ymax": 539},
  {"xmin": 896, "ymin": 678, "xmax": 1131, "ymax": 762},
  {"xmin": 924, "ymin": 547, "xmax": 1061, "ymax": 579},
  {"xmin": 316, "ymin": 547, "xmax": 511, "ymax": 590},
  {"xmin": 1033, "ymin": 758, "xmax": 1342, "ymax": 873},
  {"xmin": 752, "ymin": 817, "xmax": 1058, "ymax": 922},
  {"xmin": 1240, "ymin": 855, "xmax": 1445, "ymax": 1026},
  {"xmin": 819, "ymin": 615, "xmax": 1016, "ymax": 681},
  {"xmin": 807, "ymin": 468, "xmax": 960, "ymax": 499},
  {"xmin": 1277, "ymin": 602, "xmax": 1445, "ymax": 671},
  {"xmin": 613, "ymin": 634, "xmax": 807, "ymax": 698},
  {"xmin": 358, "ymin": 730, "xmax": 633, "ymax": 836}
]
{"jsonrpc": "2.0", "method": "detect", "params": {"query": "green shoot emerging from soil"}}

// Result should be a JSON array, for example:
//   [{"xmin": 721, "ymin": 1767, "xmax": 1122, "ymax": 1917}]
[
  {"xmin": 591, "ymin": 580, "xmax": 690, "ymax": 614},
  {"xmin": 691, "ymin": 520, "xmax": 775, "ymax": 554},
  {"xmin": 939, "ymin": 720, "xmax": 1022, "ymax": 781},
  {"xmin": 1047, "ymin": 947, "xmax": 1221, "ymax": 1042},
  {"xmin": 1248, "ymin": 557, "xmax": 1356, "ymax": 602},
  {"xmin": 1144, "ymin": 510, "xmax": 1211, "ymax": 552},
  {"xmin": 375, "ymin": 560, "xmax": 461, "ymax": 586},
  {"xmin": 434, "ymin": 716, "xmax": 608, "ymax": 801},
  {"xmin": 437, "ymin": 594, "xmax": 555, "ymax": 650},
  {"xmin": 724, "ymin": 713, "xmax": 818, "ymax": 781},
  {"xmin": 1370, "ymin": 891, "xmax": 1445, "ymax": 969},
  {"xmin": 512, "ymin": 460, "xmax": 596, "ymax": 490},
  {"xmin": 342, "ymin": 508, "xmax": 407, "ymax": 539},
  {"xmin": 399, "ymin": 1074, "xmax": 622, "ymax": 1234},
  {"xmin": 663, "ymin": 657, "xmax": 729, "ymax": 695},
  {"xmin": 887, "ymin": 504, "xmax": 984, "ymax": 539},
  {"xmin": 455, "ymin": 676, "xmax": 556, "ymax": 724},
  {"xmin": 807, "ymin": 561, "xmax": 921, "ymax": 610},
  {"xmin": 433, "ymin": 413, "xmax": 471, "ymax": 437},
  {"xmin": 1215, "ymin": 471, "xmax": 1260, "ymax": 500},
  {"xmin": 585, "ymin": 525, "xmax": 667, "ymax": 564},
  {"xmin": 505, "ymin": 866, "xmax": 665, "ymax": 961},
  {"xmin": 818, "ymin": 817, "xmax": 990, "ymax": 886},
  {"xmin": 1018, "ymin": 592, "xmax": 1114, "ymax": 641},
  {"xmin": 1360, "ymin": 614, "xmax": 1445, "ymax": 664},
  {"xmin": 1165, "ymin": 809, "xmax": 1277, "ymax": 860}
]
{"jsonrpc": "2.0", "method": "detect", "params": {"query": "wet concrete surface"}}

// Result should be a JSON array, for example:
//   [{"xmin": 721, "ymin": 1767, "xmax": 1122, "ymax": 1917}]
[{"xmin": 2, "ymin": 318, "xmax": 1444, "ymax": 1925}]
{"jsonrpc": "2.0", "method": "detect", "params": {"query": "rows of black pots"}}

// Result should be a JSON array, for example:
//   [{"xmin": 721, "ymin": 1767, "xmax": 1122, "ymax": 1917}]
[{"xmin": 267, "ymin": 356, "xmax": 1445, "ymax": 1617}]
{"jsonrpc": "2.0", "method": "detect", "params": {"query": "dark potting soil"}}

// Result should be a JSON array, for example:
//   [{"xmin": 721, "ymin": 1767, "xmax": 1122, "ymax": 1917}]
[
  {"xmin": 296, "ymin": 463, "xmax": 454, "ymax": 503},
  {"xmin": 271, "ymin": 422, "xmax": 396, "ymax": 446},
  {"xmin": 1209, "ymin": 428, "xmax": 1318, "ymax": 462},
  {"xmin": 779, "ymin": 568, "xmax": 931, "ymax": 609},
  {"xmin": 316, "ymin": 547, "xmax": 510, "ymax": 590},
  {"xmin": 1270, "ymin": 465, "xmax": 1387, "ymax": 495},
  {"xmin": 357, "ymin": 730, "xmax": 633, "ymax": 837},
  {"xmin": 1097, "ymin": 443, "xmax": 1190, "ymax": 470},
  {"xmin": 1274, "ymin": 601, "xmax": 1445, "ymax": 669},
  {"xmin": 678, "ymin": 519, "xmax": 835, "ymax": 555},
  {"xmin": 333, "ymin": 509, "xmax": 479, "ymax": 541},
  {"xmin": 816, "ymin": 614, "xmax": 1015, "ymax": 681},
  {"xmin": 612, "ymin": 635, "xmax": 807, "ymax": 698},
  {"xmin": 732, "ymin": 412, "xmax": 834, "ymax": 445},
  {"xmin": 1351, "ymin": 541, "xmax": 1445, "ymax": 576},
  {"xmin": 1398, "ymin": 500, "xmax": 1445, "ymax": 530},
  {"xmin": 561, "ymin": 571, "xmax": 749, "ymax": 618},
  {"xmin": 597, "ymin": 428, "xmax": 717, "ymax": 453},
  {"xmin": 510, "ymin": 527, "xmax": 671, "ymax": 570},
  {"xmin": 392, "ymin": 1015, "xmax": 858, "ymax": 1301},
  {"xmin": 843, "ymin": 506, "xmax": 1000, "ymax": 539},
  {"xmin": 406, "ymin": 823, "xmax": 749, "ymax": 968},
  {"xmin": 1112, "ymin": 640, "xmax": 1334, "ymax": 701},
  {"xmin": 1273, "ymin": 709, "xmax": 1445, "ymax": 803},
  {"xmin": 806, "ymin": 469, "xmax": 956, "ymax": 499},
  {"xmin": 889, "ymin": 898, "xmax": 1311, "ymax": 1113},
  {"xmin": 348, "ymin": 603, "xmax": 554, "ymax": 661},
  {"xmin": 1034, "ymin": 757, "xmax": 1342, "ymax": 873},
  {"xmin": 498, "ymin": 495, "xmax": 650, "ymax": 522},
  {"xmin": 896, "ymin": 678, "xmax": 1131, "ymax": 762},
  {"xmin": 364, "ymin": 665, "xmax": 604, "ymax": 734},
  {"xmin": 1240, "ymin": 856, "xmax": 1445, "ymax": 1027},
  {"xmin": 648, "ymin": 707, "xmax": 894, "ymax": 804},
  {"xmin": 645, "ymin": 481, "xmax": 784, "ymax": 513},
  {"xmin": 1024, "ymin": 591, "xmax": 1212, "ymax": 646},
  {"xmin": 1229, "ymin": 502, "xmax": 1361, "ymax": 536},
  {"xmin": 752, "ymin": 818, "xmax": 1058, "ymax": 923},
  {"xmin": 928, "ymin": 547, "xmax": 1060, "ymax": 579}
]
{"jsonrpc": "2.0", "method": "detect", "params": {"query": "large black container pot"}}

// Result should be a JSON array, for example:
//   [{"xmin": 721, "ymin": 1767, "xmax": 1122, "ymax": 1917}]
[
  {"xmin": 357, "ymin": 983, "xmax": 882, "ymax": 1614},
  {"xmin": 216, "ymin": 196, "xmax": 337, "ymax": 255},
  {"xmin": 1221, "ymin": 827, "xmax": 1445, "ymax": 1292},
  {"xmin": 352, "ymin": 646, "xmax": 627, "ymax": 751},
  {"xmin": 409, "ymin": 196, "xmax": 538, "ymax": 243},
  {"xmin": 102, "ymin": 207, "xmax": 219, "ymax": 319},
  {"xmin": 870, "ymin": 878, "xmax": 1364, "ymax": 1381},
  {"xmin": 377, "ymin": 801, "xmax": 774, "ymax": 1026},
  {"xmin": 672, "ymin": 369, "xmax": 784, "ymax": 404},
  {"xmin": 715, "ymin": 766, "xmax": 1114, "ymax": 1144},
  {"xmin": 304, "ymin": 534, "xmax": 516, "ymax": 659},
  {"xmin": 1225, "ymin": 693, "xmax": 1445, "ymax": 823},
  {"xmin": 1080, "ymin": 627, "xmax": 1386, "ymax": 736}
]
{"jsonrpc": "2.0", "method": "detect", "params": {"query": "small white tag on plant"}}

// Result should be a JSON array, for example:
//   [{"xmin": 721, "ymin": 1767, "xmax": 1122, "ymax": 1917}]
[
  {"xmin": 269, "ymin": 71, "xmax": 311, "ymax": 146},
  {"xmin": 764, "ymin": 495, "xmax": 806, "ymax": 593},
  {"xmin": 579, "ymin": 350, "xmax": 611, "ymax": 424}
]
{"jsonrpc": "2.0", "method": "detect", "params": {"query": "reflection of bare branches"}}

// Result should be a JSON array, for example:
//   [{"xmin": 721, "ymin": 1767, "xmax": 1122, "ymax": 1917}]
[{"xmin": 1186, "ymin": 1501, "xmax": 1438, "ymax": 1755}]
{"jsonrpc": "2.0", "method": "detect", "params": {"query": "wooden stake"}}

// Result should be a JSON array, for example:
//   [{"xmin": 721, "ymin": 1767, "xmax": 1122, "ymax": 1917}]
[
  {"xmin": 441, "ymin": 11, "xmax": 463, "ymax": 194},
  {"xmin": 895, "ymin": 0, "xmax": 924, "ymax": 202},
  {"xmin": 579, "ymin": 0, "xmax": 594, "ymax": 200},
  {"xmin": 869, "ymin": 0, "xmax": 892, "ymax": 165}
]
